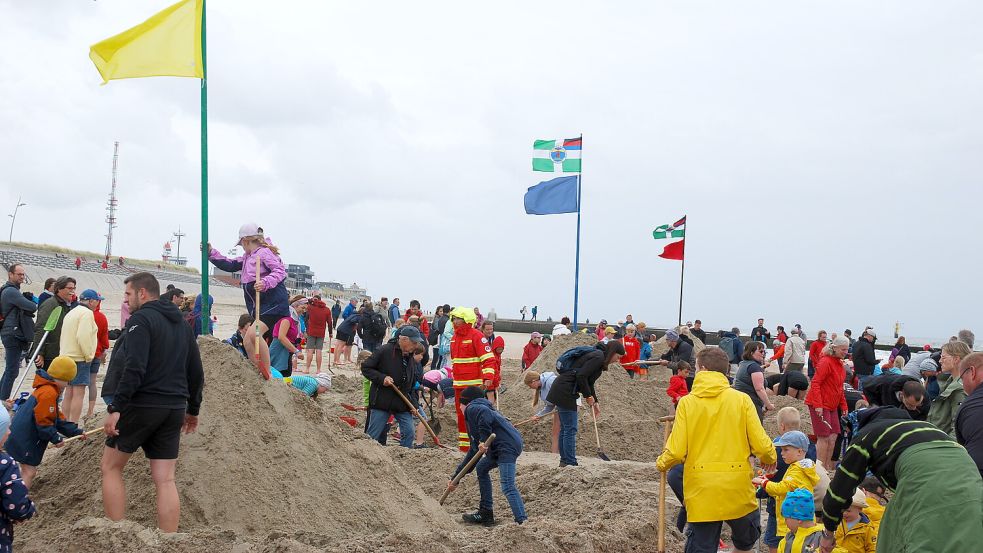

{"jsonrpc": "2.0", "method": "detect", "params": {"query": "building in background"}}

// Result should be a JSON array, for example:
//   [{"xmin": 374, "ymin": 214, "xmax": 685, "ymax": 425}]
[{"xmin": 286, "ymin": 264, "xmax": 315, "ymax": 290}]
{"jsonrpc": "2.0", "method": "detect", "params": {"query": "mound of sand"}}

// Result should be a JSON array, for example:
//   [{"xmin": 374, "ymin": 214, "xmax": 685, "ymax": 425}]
[
  {"xmin": 527, "ymin": 332, "xmax": 600, "ymax": 375},
  {"xmin": 16, "ymin": 337, "xmax": 452, "ymax": 551}
]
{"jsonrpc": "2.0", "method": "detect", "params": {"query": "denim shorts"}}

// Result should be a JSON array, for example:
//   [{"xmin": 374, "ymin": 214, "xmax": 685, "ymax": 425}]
[
  {"xmin": 69, "ymin": 361, "xmax": 91, "ymax": 386},
  {"xmin": 89, "ymin": 358, "xmax": 102, "ymax": 374}
]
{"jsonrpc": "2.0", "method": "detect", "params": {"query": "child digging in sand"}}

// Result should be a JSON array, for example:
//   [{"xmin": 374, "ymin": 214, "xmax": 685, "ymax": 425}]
[{"xmin": 5, "ymin": 356, "xmax": 86, "ymax": 487}]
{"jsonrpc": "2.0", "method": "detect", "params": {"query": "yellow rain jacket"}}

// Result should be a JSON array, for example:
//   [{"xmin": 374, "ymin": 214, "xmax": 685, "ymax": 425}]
[
  {"xmin": 765, "ymin": 458, "xmax": 821, "ymax": 537},
  {"xmin": 832, "ymin": 514, "xmax": 878, "ymax": 553},
  {"xmin": 863, "ymin": 496, "xmax": 884, "ymax": 533},
  {"xmin": 656, "ymin": 370, "xmax": 777, "ymax": 522}
]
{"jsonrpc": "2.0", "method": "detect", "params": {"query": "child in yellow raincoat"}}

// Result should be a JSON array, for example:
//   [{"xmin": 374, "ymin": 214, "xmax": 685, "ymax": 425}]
[
  {"xmin": 753, "ymin": 431, "xmax": 820, "ymax": 541},
  {"xmin": 831, "ymin": 490, "xmax": 877, "ymax": 553}
]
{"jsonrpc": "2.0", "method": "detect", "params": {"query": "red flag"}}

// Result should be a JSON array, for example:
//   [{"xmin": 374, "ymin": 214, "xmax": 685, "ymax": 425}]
[{"xmin": 659, "ymin": 239, "xmax": 684, "ymax": 261}]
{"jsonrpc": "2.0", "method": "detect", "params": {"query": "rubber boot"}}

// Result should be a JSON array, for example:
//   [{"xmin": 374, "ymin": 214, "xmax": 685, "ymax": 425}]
[{"xmin": 461, "ymin": 508, "xmax": 495, "ymax": 527}]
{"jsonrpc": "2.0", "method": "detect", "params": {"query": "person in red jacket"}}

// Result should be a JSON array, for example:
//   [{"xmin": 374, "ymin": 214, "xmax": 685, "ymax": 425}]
[
  {"xmin": 804, "ymin": 335, "xmax": 849, "ymax": 471},
  {"xmin": 479, "ymin": 321, "xmax": 506, "ymax": 404},
  {"xmin": 449, "ymin": 307, "xmax": 496, "ymax": 451},
  {"xmin": 86, "ymin": 296, "xmax": 111, "ymax": 418},
  {"xmin": 402, "ymin": 299, "xmax": 430, "ymax": 340},
  {"xmin": 303, "ymin": 294, "xmax": 334, "ymax": 374},
  {"xmin": 621, "ymin": 324, "xmax": 642, "ymax": 379},
  {"xmin": 807, "ymin": 330, "xmax": 828, "ymax": 378},
  {"xmin": 666, "ymin": 361, "xmax": 691, "ymax": 409},
  {"xmin": 521, "ymin": 332, "xmax": 544, "ymax": 370}
]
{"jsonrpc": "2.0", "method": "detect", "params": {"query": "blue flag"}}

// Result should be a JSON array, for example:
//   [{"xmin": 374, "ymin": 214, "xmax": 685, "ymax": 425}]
[{"xmin": 524, "ymin": 176, "xmax": 579, "ymax": 215}]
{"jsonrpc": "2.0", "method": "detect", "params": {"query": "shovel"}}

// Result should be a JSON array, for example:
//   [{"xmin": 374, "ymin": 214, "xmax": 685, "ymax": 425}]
[
  {"xmin": 657, "ymin": 415, "xmax": 675, "ymax": 553},
  {"xmin": 340, "ymin": 403, "xmax": 366, "ymax": 412},
  {"xmin": 55, "ymin": 427, "xmax": 104, "ymax": 446},
  {"xmin": 589, "ymin": 404, "xmax": 611, "ymax": 461},
  {"xmin": 391, "ymin": 385, "xmax": 450, "ymax": 449},
  {"xmin": 13, "ymin": 305, "xmax": 63, "ymax": 397},
  {"xmin": 439, "ymin": 433, "xmax": 496, "ymax": 505},
  {"xmin": 253, "ymin": 255, "xmax": 270, "ymax": 380},
  {"xmin": 422, "ymin": 391, "xmax": 442, "ymax": 436}
]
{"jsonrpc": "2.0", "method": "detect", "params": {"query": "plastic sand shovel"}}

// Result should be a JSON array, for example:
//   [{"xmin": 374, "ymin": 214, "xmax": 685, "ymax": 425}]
[
  {"xmin": 340, "ymin": 403, "xmax": 366, "ymax": 412},
  {"xmin": 339, "ymin": 415, "xmax": 359, "ymax": 428},
  {"xmin": 439, "ymin": 433, "xmax": 496, "ymax": 505},
  {"xmin": 13, "ymin": 305, "xmax": 63, "ymax": 396},
  {"xmin": 589, "ymin": 405, "xmax": 611, "ymax": 461}
]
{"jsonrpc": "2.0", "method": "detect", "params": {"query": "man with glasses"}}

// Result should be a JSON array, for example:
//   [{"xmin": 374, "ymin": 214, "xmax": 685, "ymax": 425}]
[
  {"xmin": 31, "ymin": 276, "xmax": 76, "ymax": 372},
  {"xmin": 0, "ymin": 263, "xmax": 38, "ymax": 400},
  {"xmin": 956, "ymin": 352, "xmax": 983, "ymax": 478}
]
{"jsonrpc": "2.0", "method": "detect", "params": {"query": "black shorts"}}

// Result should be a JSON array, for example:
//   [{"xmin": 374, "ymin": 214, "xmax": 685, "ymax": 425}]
[
  {"xmin": 779, "ymin": 370, "xmax": 809, "ymax": 395},
  {"xmin": 336, "ymin": 331, "xmax": 355, "ymax": 346},
  {"xmin": 106, "ymin": 406, "xmax": 186, "ymax": 459},
  {"xmin": 259, "ymin": 314, "xmax": 281, "ymax": 342}
]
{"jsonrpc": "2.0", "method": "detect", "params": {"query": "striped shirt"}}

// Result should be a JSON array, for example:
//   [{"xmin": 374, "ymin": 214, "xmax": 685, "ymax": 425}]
[
  {"xmin": 290, "ymin": 375, "xmax": 319, "ymax": 397},
  {"xmin": 822, "ymin": 413, "xmax": 953, "ymax": 531}
]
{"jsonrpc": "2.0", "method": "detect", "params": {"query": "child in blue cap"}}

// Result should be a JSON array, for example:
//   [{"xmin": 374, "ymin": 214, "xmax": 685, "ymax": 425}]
[
  {"xmin": 0, "ymin": 406, "xmax": 36, "ymax": 552},
  {"xmin": 777, "ymin": 488, "xmax": 824, "ymax": 552}
]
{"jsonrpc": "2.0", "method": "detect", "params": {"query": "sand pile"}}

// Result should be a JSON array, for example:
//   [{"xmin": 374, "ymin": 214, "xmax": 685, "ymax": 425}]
[{"xmin": 15, "ymin": 337, "xmax": 452, "ymax": 552}]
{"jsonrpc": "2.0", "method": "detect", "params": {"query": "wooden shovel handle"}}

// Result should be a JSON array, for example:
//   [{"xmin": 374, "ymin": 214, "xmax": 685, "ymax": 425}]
[
  {"xmin": 391, "ymin": 385, "xmax": 446, "ymax": 448},
  {"xmin": 439, "ymin": 433, "xmax": 496, "ymax": 505},
  {"xmin": 58, "ymin": 427, "xmax": 104, "ymax": 445}
]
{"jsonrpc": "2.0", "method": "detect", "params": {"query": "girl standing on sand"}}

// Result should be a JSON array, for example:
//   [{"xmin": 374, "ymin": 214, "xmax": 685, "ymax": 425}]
[{"xmin": 207, "ymin": 223, "xmax": 288, "ymax": 379}]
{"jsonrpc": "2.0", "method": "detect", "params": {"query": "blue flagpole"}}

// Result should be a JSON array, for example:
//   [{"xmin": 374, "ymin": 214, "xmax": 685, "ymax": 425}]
[{"xmin": 572, "ymin": 135, "xmax": 582, "ymax": 331}]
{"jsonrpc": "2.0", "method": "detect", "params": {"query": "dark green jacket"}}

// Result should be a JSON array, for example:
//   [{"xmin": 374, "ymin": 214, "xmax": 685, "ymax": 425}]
[{"xmin": 30, "ymin": 296, "xmax": 70, "ymax": 362}]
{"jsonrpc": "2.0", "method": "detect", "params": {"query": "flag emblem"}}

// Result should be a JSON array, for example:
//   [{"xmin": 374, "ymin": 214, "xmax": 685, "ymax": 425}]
[
  {"xmin": 533, "ymin": 138, "xmax": 581, "ymax": 172},
  {"xmin": 549, "ymin": 147, "xmax": 567, "ymax": 163}
]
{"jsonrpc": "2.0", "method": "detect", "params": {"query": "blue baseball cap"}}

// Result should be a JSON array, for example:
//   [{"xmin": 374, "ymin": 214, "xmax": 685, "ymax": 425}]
[
  {"xmin": 781, "ymin": 488, "xmax": 815, "ymax": 521},
  {"xmin": 774, "ymin": 430, "xmax": 810, "ymax": 451},
  {"xmin": 79, "ymin": 289, "xmax": 104, "ymax": 301}
]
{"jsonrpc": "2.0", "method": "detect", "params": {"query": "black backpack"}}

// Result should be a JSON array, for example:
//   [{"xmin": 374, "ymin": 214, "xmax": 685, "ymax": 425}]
[
  {"xmin": 363, "ymin": 312, "xmax": 387, "ymax": 340},
  {"xmin": 556, "ymin": 346, "xmax": 597, "ymax": 374}
]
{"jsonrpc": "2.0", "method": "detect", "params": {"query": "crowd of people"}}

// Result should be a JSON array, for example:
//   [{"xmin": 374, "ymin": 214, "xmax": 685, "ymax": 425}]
[{"xmin": 2, "ymin": 226, "xmax": 982, "ymax": 551}]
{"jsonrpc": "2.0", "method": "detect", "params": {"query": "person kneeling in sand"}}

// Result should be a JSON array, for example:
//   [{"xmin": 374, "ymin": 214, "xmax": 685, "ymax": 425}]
[
  {"xmin": 447, "ymin": 386, "xmax": 527, "ymax": 526},
  {"xmin": 6, "ymin": 356, "xmax": 86, "ymax": 487}
]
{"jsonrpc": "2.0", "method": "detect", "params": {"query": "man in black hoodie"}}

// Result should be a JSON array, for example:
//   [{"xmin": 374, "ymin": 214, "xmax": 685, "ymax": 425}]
[{"xmin": 101, "ymin": 272, "xmax": 204, "ymax": 533}]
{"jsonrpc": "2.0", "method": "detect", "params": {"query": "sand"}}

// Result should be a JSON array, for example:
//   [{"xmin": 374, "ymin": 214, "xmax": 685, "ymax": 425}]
[{"xmin": 12, "ymin": 333, "xmax": 817, "ymax": 552}]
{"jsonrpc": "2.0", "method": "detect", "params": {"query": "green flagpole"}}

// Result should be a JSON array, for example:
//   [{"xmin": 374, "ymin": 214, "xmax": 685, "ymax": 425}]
[{"xmin": 199, "ymin": 0, "xmax": 210, "ymax": 333}]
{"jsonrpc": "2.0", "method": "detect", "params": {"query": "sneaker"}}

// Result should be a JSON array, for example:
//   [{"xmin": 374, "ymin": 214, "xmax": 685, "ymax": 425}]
[
  {"xmin": 461, "ymin": 509, "xmax": 495, "ymax": 527},
  {"xmin": 411, "ymin": 443, "xmax": 428, "ymax": 449}
]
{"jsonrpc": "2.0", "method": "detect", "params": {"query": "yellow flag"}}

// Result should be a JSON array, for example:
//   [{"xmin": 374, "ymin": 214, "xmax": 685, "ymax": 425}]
[{"xmin": 89, "ymin": 0, "xmax": 203, "ymax": 84}]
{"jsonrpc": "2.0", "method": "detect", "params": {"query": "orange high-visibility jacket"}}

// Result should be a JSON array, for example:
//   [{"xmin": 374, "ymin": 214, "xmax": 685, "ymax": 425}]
[{"xmin": 450, "ymin": 327, "xmax": 496, "ymax": 387}]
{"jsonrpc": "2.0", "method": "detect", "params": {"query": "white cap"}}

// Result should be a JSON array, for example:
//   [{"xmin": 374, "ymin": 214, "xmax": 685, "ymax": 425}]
[{"xmin": 237, "ymin": 223, "xmax": 263, "ymax": 244}]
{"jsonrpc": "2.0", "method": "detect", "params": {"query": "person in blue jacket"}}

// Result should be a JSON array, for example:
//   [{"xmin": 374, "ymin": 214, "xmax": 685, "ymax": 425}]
[{"xmin": 447, "ymin": 386, "xmax": 527, "ymax": 526}]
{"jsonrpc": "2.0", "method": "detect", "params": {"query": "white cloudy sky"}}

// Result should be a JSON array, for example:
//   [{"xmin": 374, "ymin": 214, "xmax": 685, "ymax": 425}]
[{"xmin": 1, "ymin": 1, "xmax": 980, "ymax": 341}]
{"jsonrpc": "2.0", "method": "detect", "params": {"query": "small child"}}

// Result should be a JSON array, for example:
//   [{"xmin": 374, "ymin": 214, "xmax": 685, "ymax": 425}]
[
  {"xmin": 447, "ymin": 386, "xmax": 527, "ymax": 525},
  {"xmin": 858, "ymin": 476, "xmax": 886, "ymax": 533},
  {"xmin": 753, "ymin": 431, "xmax": 820, "ymax": 542},
  {"xmin": 288, "ymin": 373, "xmax": 332, "ymax": 398},
  {"xmin": 666, "ymin": 361, "xmax": 691, "ymax": 406},
  {"xmin": 777, "ymin": 488, "xmax": 825, "ymax": 552},
  {"xmin": 832, "ymin": 489, "xmax": 877, "ymax": 552},
  {"xmin": 5, "ymin": 356, "xmax": 85, "ymax": 487},
  {"xmin": 0, "ymin": 407, "xmax": 36, "ymax": 553},
  {"xmin": 224, "ymin": 314, "xmax": 255, "ymax": 358}
]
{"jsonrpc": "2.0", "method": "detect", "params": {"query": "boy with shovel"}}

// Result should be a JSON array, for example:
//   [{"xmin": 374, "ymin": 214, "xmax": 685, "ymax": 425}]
[{"xmin": 446, "ymin": 386, "xmax": 527, "ymax": 526}]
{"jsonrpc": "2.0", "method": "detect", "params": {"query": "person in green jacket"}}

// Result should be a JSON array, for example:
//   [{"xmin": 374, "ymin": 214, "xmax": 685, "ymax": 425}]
[
  {"xmin": 929, "ymin": 340, "xmax": 972, "ymax": 435},
  {"xmin": 30, "ymin": 277, "xmax": 75, "ymax": 371}
]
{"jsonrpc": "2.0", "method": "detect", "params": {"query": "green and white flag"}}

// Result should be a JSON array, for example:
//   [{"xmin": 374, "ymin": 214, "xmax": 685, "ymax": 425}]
[
  {"xmin": 652, "ymin": 216, "xmax": 686, "ymax": 239},
  {"xmin": 533, "ymin": 137, "xmax": 582, "ymax": 173}
]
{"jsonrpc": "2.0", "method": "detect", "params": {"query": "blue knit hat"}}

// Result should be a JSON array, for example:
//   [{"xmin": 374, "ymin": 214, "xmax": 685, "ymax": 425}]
[{"xmin": 781, "ymin": 488, "xmax": 815, "ymax": 521}]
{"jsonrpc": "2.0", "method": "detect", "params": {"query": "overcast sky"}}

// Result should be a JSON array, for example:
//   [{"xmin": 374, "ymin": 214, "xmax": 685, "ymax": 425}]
[{"xmin": 1, "ymin": 1, "xmax": 980, "ymax": 342}]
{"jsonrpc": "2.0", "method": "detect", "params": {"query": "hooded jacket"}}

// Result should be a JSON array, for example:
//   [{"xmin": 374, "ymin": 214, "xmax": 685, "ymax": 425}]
[
  {"xmin": 450, "ymin": 323, "xmax": 496, "ymax": 388},
  {"xmin": 863, "ymin": 374, "xmax": 930, "ymax": 421},
  {"xmin": 305, "ymin": 298, "xmax": 333, "ymax": 338},
  {"xmin": 833, "ymin": 513, "xmax": 878, "ymax": 553},
  {"xmin": 208, "ymin": 246, "xmax": 289, "ymax": 318},
  {"xmin": 660, "ymin": 339, "xmax": 695, "ymax": 370},
  {"xmin": 455, "ymin": 397, "xmax": 524, "ymax": 476},
  {"xmin": 108, "ymin": 299, "xmax": 204, "ymax": 416},
  {"xmin": 782, "ymin": 335, "xmax": 807, "ymax": 365},
  {"xmin": 656, "ymin": 370, "xmax": 777, "ymax": 522},
  {"xmin": 852, "ymin": 338, "xmax": 878, "ymax": 376},
  {"xmin": 764, "ymin": 457, "xmax": 821, "ymax": 537},
  {"xmin": 521, "ymin": 341, "xmax": 543, "ymax": 370},
  {"xmin": 928, "ymin": 372, "xmax": 966, "ymax": 436},
  {"xmin": 6, "ymin": 370, "xmax": 82, "ymax": 464},
  {"xmin": 0, "ymin": 281, "xmax": 37, "ymax": 343},
  {"xmin": 361, "ymin": 342, "xmax": 422, "ymax": 413},
  {"xmin": 552, "ymin": 323, "xmax": 571, "ymax": 336},
  {"xmin": 30, "ymin": 295, "xmax": 71, "ymax": 363}
]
